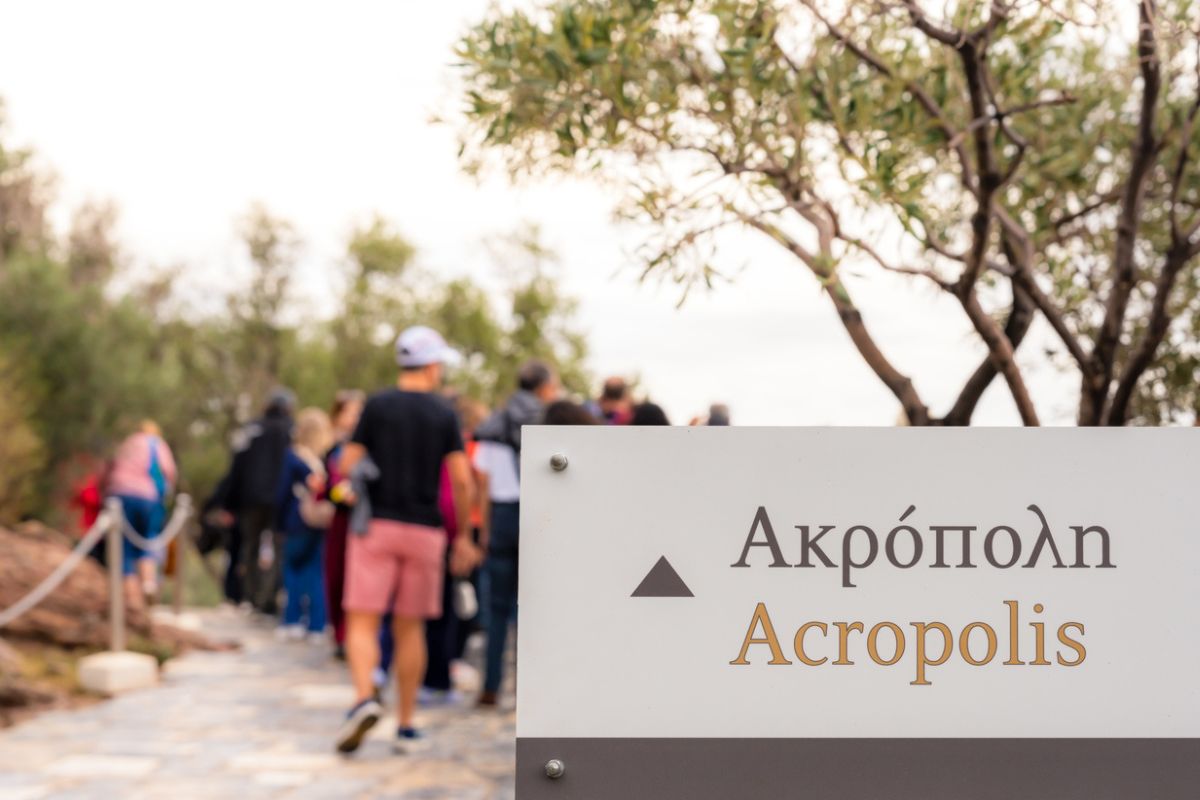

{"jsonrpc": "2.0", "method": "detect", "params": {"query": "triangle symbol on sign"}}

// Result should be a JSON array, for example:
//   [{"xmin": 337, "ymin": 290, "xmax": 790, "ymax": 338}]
[{"xmin": 631, "ymin": 556, "xmax": 694, "ymax": 598}]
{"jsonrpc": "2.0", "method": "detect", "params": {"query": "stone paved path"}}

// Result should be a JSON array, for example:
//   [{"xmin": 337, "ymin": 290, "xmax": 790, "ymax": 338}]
[{"xmin": 0, "ymin": 607, "xmax": 516, "ymax": 799}]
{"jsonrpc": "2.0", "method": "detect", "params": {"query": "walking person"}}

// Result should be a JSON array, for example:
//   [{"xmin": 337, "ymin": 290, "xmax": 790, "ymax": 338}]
[
  {"xmin": 222, "ymin": 389, "xmax": 295, "ymax": 615},
  {"xmin": 706, "ymin": 403, "xmax": 731, "ymax": 426},
  {"xmin": 335, "ymin": 326, "xmax": 479, "ymax": 754},
  {"xmin": 586, "ymin": 376, "xmax": 633, "ymax": 424},
  {"xmin": 275, "ymin": 408, "xmax": 336, "ymax": 641},
  {"xmin": 410, "ymin": 459, "xmax": 462, "ymax": 702},
  {"xmin": 71, "ymin": 455, "xmax": 112, "ymax": 566},
  {"xmin": 106, "ymin": 420, "xmax": 177, "ymax": 608},
  {"xmin": 473, "ymin": 360, "xmax": 560, "ymax": 708},
  {"xmin": 324, "ymin": 390, "xmax": 365, "ymax": 659},
  {"xmin": 630, "ymin": 401, "xmax": 671, "ymax": 426},
  {"xmin": 420, "ymin": 397, "xmax": 489, "ymax": 702},
  {"xmin": 542, "ymin": 399, "xmax": 598, "ymax": 425}
]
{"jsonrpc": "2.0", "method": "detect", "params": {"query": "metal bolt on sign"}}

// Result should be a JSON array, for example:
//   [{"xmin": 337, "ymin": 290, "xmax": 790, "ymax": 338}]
[
  {"xmin": 544, "ymin": 759, "xmax": 566, "ymax": 779},
  {"xmin": 550, "ymin": 453, "xmax": 569, "ymax": 472}
]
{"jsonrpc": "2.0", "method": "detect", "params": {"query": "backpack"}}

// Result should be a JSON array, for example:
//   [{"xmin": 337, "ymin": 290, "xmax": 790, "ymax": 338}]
[{"xmin": 147, "ymin": 437, "xmax": 169, "ymax": 501}]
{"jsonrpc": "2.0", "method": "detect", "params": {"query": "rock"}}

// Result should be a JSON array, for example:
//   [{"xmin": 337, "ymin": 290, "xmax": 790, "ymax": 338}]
[
  {"xmin": 0, "ymin": 682, "xmax": 56, "ymax": 709},
  {"xmin": 0, "ymin": 636, "xmax": 22, "ymax": 677},
  {"xmin": 0, "ymin": 526, "xmax": 221, "ymax": 652}
]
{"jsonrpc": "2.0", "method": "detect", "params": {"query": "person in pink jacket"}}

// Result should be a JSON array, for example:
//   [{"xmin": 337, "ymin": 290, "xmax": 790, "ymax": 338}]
[{"xmin": 107, "ymin": 420, "xmax": 177, "ymax": 604}]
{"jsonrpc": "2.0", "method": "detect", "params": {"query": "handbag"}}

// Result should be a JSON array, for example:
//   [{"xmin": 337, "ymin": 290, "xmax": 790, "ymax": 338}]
[
  {"xmin": 452, "ymin": 578, "xmax": 479, "ymax": 620},
  {"xmin": 298, "ymin": 487, "xmax": 336, "ymax": 529}
]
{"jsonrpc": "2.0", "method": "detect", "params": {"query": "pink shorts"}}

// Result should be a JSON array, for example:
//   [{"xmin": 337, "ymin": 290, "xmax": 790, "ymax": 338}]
[{"xmin": 344, "ymin": 519, "xmax": 447, "ymax": 620}]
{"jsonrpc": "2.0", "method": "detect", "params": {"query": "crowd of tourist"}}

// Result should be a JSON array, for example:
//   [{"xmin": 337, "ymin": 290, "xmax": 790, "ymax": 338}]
[{"xmin": 79, "ymin": 324, "xmax": 730, "ymax": 754}]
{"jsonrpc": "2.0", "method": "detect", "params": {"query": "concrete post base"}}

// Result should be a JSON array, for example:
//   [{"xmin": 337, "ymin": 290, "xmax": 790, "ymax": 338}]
[
  {"xmin": 150, "ymin": 608, "xmax": 203, "ymax": 631},
  {"xmin": 78, "ymin": 651, "xmax": 158, "ymax": 694}
]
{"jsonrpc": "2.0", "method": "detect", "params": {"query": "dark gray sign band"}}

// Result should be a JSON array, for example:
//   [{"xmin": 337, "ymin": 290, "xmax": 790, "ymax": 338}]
[{"xmin": 517, "ymin": 738, "xmax": 1200, "ymax": 799}]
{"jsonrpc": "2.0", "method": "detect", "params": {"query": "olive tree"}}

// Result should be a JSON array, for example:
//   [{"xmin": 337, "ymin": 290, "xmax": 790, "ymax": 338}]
[{"xmin": 456, "ymin": 0, "xmax": 1200, "ymax": 424}]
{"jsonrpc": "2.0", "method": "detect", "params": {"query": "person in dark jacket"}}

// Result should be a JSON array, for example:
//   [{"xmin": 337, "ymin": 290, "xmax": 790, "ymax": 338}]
[
  {"xmin": 223, "ymin": 388, "xmax": 295, "ymax": 614},
  {"xmin": 473, "ymin": 360, "xmax": 560, "ymax": 707}
]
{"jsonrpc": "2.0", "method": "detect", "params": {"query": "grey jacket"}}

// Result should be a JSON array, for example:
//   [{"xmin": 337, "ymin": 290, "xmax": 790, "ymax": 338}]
[{"xmin": 349, "ymin": 456, "xmax": 380, "ymax": 536}]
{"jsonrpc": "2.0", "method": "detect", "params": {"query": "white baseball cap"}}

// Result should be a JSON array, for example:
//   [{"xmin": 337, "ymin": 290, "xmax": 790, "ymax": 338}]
[{"xmin": 395, "ymin": 326, "xmax": 461, "ymax": 368}]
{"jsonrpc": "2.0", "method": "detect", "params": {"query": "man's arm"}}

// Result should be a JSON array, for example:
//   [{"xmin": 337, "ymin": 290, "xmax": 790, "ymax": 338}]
[
  {"xmin": 445, "ymin": 450, "xmax": 481, "ymax": 575},
  {"xmin": 339, "ymin": 442, "xmax": 367, "ymax": 477}
]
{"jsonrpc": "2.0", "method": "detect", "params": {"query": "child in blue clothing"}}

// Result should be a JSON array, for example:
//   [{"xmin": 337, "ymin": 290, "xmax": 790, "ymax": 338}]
[{"xmin": 275, "ymin": 408, "xmax": 335, "ymax": 641}]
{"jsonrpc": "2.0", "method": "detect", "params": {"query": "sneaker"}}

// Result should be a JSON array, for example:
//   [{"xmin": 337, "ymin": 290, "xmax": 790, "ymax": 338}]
[
  {"xmin": 275, "ymin": 625, "xmax": 305, "ymax": 642},
  {"xmin": 332, "ymin": 644, "xmax": 346, "ymax": 661},
  {"xmin": 393, "ymin": 726, "xmax": 427, "ymax": 754},
  {"xmin": 476, "ymin": 690, "xmax": 498, "ymax": 708},
  {"xmin": 335, "ymin": 698, "xmax": 382, "ymax": 754},
  {"xmin": 450, "ymin": 661, "xmax": 481, "ymax": 693},
  {"xmin": 418, "ymin": 687, "xmax": 463, "ymax": 707},
  {"xmin": 306, "ymin": 631, "xmax": 326, "ymax": 646}
]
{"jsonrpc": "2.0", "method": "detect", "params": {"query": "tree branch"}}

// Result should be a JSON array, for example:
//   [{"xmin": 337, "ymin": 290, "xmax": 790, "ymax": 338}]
[
  {"xmin": 797, "ymin": 0, "xmax": 979, "ymax": 194},
  {"xmin": 943, "ymin": 243, "xmax": 1036, "ymax": 425},
  {"xmin": 898, "ymin": 0, "xmax": 967, "ymax": 47},
  {"xmin": 955, "ymin": 289, "xmax": 1041, "ymax": 424},
  {"xmin": 955, "ymin": 37, "xmax": 1004, "ymax": 297},
  {"xmin": 1105, "ymin": 244, "xmax": 1194, "ymax": 424},
  {"xmin": 808, "ymin": 1, "xmax": 1040, "ymax": 423},
  {"xmin": 944, "ymin": 94, "xmax": 1077, "ymax": 151},
  {"xmin": 1107, "ymin": 72, "xmax": 1200, "ymax": 425},
  {"xmin": 743, "ymin": 214, "xmax": 932, "ymax": 424},
  {"xmin": 845, "ymin": 235, "xmax": 954, "ymax": 289},
  {"xmin": 1083, "ymin": 0, "xmax": 1162, "ymax": 424},
  {"xmin": 944, "ymin": 290, "xmax": 1036, "ymax": 425},
  {"xmin": 1168, "ymin": 87, "xmax": 1200, "ymax": 242}
]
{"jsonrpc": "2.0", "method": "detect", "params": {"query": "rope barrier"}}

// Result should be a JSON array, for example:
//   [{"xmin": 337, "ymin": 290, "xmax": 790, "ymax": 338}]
[
  {"xmin": 0, "ymin": 494, "xmax": 194, "ymax": 629},
  {"xmin": 116, "ymin": 495, "xmax": 193, "ymax": 552},
  {"xmin": 0, "ymin": 510, "xmax": 116, "ymax": 628}
]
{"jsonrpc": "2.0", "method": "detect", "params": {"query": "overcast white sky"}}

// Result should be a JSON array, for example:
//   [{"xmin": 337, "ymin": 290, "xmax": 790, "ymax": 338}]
[{"xmin": 0, "ymin": 0, "xmax": 1077, "ymax": 425}]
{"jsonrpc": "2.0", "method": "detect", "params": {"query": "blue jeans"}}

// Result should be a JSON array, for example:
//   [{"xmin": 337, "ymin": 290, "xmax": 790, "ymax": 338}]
[
  {"xmin": 484, "ymin": 502, "xmax": 520, "ymax": 694},
  {"xmin": 283, "ymin": 537, "xmax": 327, "ymax": 633},
  {"xmin": 117, "ymin": 495, "xmax": 163, "ymax": 576}
]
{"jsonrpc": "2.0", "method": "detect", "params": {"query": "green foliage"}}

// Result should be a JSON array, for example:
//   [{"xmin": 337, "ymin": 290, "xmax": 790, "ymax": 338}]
[
  {"xmin": 0, "ymin": 100, "xmax": 49, "ymax": 261},
  {"xmin": 0, "ymin": 353, "xmax": 44, "ymax": 523},
  {"xmin": 0, "ymin": 118, "xmax": 590, "ymax": 523},
  {"xmin": 429, "ymin": 225, "xmax": 591, "ymax": 400},
  {"xmin": 457, "ymin": 0, "xmax": 1200, "ymax": 425}
]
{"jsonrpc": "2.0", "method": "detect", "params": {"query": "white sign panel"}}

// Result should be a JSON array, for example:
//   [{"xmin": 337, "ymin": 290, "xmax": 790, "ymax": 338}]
[{"xmin": 516, "ymin": 427, "xmax": 1200, "ymax": 798}]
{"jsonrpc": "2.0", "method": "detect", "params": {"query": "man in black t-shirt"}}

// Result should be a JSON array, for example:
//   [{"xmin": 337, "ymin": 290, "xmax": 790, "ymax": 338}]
[{"xmin": 334, "ymin": 326, "xmax": 478, "ymax": 754}]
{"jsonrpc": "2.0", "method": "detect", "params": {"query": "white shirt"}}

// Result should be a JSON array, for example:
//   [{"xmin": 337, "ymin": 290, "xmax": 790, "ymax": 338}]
[{"xmin": 473, "ymin": 440, "xmax": 521, "ymax": 502}]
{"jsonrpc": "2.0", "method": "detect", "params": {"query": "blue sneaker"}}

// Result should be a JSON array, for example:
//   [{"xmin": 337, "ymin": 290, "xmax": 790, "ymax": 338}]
[
  {"xmin": 418, "ymin": 687, "xmax": 464, "ymax": 707},
  {"xmin": 335, "ymin": 698, "xmax": 382, "ymax": 754},
  {"xmin": 393, "ymin": 726, "xmax": 427, "ymax": 754}
]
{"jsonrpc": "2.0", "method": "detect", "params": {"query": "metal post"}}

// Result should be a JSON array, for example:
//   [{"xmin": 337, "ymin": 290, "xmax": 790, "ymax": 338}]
[
  {"xmin": 173, "ymin": 532, "xmax": 186, "ymax": 616},
  {"xmin": 104, "ymin": 498, "xmax": 126, "ymax": 652}
]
